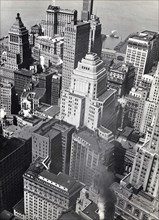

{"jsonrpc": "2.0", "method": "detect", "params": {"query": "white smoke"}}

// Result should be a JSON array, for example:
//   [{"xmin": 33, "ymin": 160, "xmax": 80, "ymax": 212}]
[{"xmin": 98, "ymin": 196, "xmax": 105, "ymax": 220}]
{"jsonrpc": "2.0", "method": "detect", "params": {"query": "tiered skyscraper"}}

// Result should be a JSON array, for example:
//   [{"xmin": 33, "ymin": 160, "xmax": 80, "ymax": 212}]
[
  {"xmin": 60, "ymin": 53, "xmax": 116, "ymax": 139},
  {"xmin": 6, "ymin": 13, "xmax": 30, "ymax": 70},
  {"xmin": 0, "ymin": 13, "xmax": 30, "ymax": 83}
]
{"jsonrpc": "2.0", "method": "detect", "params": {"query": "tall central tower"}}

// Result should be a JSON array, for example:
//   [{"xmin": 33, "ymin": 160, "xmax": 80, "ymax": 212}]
[
  {"xmin": 8, "ymin": 13, "xmax": 30, "ymax": 68},
  {"xmin": 81, "ymin": 0, "xmax": 94, "ymax": 21}
]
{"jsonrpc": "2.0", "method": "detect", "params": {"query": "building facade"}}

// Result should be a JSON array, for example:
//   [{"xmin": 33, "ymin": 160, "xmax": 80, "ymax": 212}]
[
  {"xmin": 0, "ymin": 82, "xmax": 12, "ymax": 116},
  {"xmin": 0, "ymin": 136, "xmax": 32, "ymax": 212},
  {"xmin": 69, "ymin": 128, "xmax": 114, "ymax": 187},
  {"xmin": 62, "ymin": 21, "xmax": 90, "ymax": 90},
  {"xmin": 108, "ymin": 62, "xmax": 135, "ymax": 97},
  {"xmin": 125, "ymin": 31, "xmax": 159, "ymax": 87},
  {"xmin": 14, "ymin": 69, "xmax": 32, "ymax": 101},
  {"xmin": 6, "ymin": 13, "xmax": 30, "ymax": 70},
  {"xmin": 45, "ymin": 5, "xmax": 77, "ymax": 38},
  {"xmin": 60, "ymin": 53, "xmax": 116, "ymax": 138},
  {"xmin": 81, "ymin": 0, "xmax": 94, "ymax": 21},
  {"xmin": 22, "ymin": 160, "xmax": 83, "ymax": 220},
  {"xmin": 32, "ymin": 119, "xmax": 75, "ymax": 174}
]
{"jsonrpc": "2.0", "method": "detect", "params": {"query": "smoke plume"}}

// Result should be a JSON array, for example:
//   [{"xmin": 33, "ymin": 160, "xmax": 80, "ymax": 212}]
[{"xmin": 94, "ymin": 169, "xmax": 116, "ymax": 220}]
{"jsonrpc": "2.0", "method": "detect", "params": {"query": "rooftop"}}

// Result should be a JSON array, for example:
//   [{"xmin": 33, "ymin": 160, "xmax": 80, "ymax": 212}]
[
  {"xmin": 74, "ymin": 128, "xmax": 114, "ymax": 153},
  {"xmin": 98, "ymin": 88, "xmax": 116, "ymax": 102},
  {"xmin": 0, "ymin": 135, "xmax": 24, "ymax": 161},
  {"xmin": 25, "ymin": 162, "xmax": 83, "ymax": 195},
  {"xmin": 13, "ymin": 119, "xmax": 49, "ymax": 140},
  {"xmin": 128, "ymin": 30, "xmax": 158, "ymax": 43},
  {"xmin": 39, "ymin": 171, "xmax": 83, "ymax": 194},
  {"xmin": 17, "ymin": 114, "xmax": 41, "ymax": 125},
  {"xmin": 21, "ymin": 88, "xmax": 46, "ymax": 100},
  {"xmin": 0, "ymin": 210, "xmax": 15, "ymax": 220},
  {"xmin": 3, "ymin": 124, "xmax": 20, "ymax": 133},
  {"xmin": 112, "ymin": 182, "xmax": 158, "ymax": 217},
  {"xmin": 58, "ymin": 209, "xmax": 84, "ymax": 220},
  {"xmin": 82, "ymin": 201, "xmax": 99, "ymax": 220},
  {"xmin": 14, "ymin": 68, "xmax": 32, "ymax": 77},
  {"xmin": 35, "ymin": 103, "xmax": 60, "ymax": 118},
  {"xmin": 13, "ymin": 198, "xmax": 24, "ymax": 215}
]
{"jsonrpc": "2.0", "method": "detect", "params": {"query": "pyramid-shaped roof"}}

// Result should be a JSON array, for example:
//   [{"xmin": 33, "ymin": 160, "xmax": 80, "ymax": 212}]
[{"xmin": 9, "ymin": 13, "xmax": 28, "ymax": 35}]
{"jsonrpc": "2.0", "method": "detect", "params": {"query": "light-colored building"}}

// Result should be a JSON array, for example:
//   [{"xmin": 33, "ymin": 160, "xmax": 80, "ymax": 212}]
[
  {"xmin": 88, "ymin": 14, "xmax": 102, "ymax": 57},
  {"xmin": 0, "ymin": 82, "xmax": 12, "ymax": 116},
  {"xmin": 17, "ymin": 159, "xmax": 83, "ymax": 220},
  {"xmin": 45, "ymin": 5, "xmax": 77, "ymax": 38},
  {"xmin": 125, "ymin": 87, "xmax": 148, "ymax": 128},
  {"xmin": 33, "ymin": 35, "xmax": 64, "ymax": 67},
  {"xmin": 125, "ymin": 31, "xmax": 159, "ymax": 87},
  {"xmin": 136, "ymin": 62, "xmax": 159, "ymax": 134},
  {"xmin": 60, "ymin": 53, "xmax": 116, "ymax": 139},
  {"xmin": 111, "ymin": 106, "xmax": 159, "ymax": 220}
]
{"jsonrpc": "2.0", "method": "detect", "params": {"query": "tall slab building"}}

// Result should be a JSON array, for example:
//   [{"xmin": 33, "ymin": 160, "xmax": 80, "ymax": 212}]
[
  {"xmin": 45, "ymin": 5, "xmax": 77, "ymax": 38},
  {"xmin": 81, "ymin": 0, "xmax": 94, "ymax": 21},
  {"xmin": 125, "ymin": 31, "xmax": 159, "ymax": 87},
  {"xmin": 62, "ymin": 21, "xmax": 90, "ymax": 90}
]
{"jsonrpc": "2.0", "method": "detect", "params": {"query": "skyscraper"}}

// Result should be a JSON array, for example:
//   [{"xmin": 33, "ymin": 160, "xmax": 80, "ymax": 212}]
[
  {"xmin": 62, "ymin": 21, "xmax": 90, "ymax": 90},
  {"xmin": 139, "ymin": 63, "xmax": 159, "ymax": 134},
  {"xmin": 14, "ymin": 68, "xmax": 32, "ymax": 101},
  {"xmin": 45, "ymin": 5, "xmax": 77, "ymax": 38},
  {"xmin": 7, "ymin": 13, "xmax": 30, "ymax": 69},
  {"xmin": 32, "ymin": 119, "xmax": 75, "ymax": 174},
  {"xmin": 81, "ymin": 0, "xmax": 94, "ymax": 21},
  {"xmin": 125, "ymin": 31, "xmax": 159, "ymax": 87},
  {"xmin": 69, "ymin": 128, "xmax": 114, "ymax": 187},
  {"xmin": 130, "ymin": 106, "xmax": 159, "ymax": 198},
  {"xmin": 0, "ymin": 13, "xmax": 31, "ymax": 83},
  {"xmin": 0, "ymin": 136, "xmax": 32, "ymax": 212},
  {"xmin": 60, "ymin": 53, "xmax": 116, "ymax": 138}
]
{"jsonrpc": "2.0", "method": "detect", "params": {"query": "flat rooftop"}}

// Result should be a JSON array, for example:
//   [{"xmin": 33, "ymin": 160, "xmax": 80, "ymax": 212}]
[
  {"xmin": 0, "ymin": 135, "xmax": 24, "ymax": 161},
  {"xmin": 0, "ymin": 210, "xmax": 15, "ymax": 220},
  {"xmin": 82, "ymin": 201, "xmax": 99, "ymax": 220},
  {"xmin": 13, "ymin": 119, "xmax": 50, "ymax": 140},
  {"xmin": 98, "ymin": 88, "xmax": 116, "ymax": 102},
  {"xmin": 39, "ymin": 171, "xmax": 83, "ymax": 194},
  {"xmin": 22, "ymin": 88, "xmax": 46, "ymax": 99},
  {"xmin": 14, "ymin": 68, "xmax": 32, "ymax": 77},
  {"xmin": 111, "ymin": 182, "xmax": 158, "ymax": 216},
  {"xmin": 25, "ymin": 162, "xmax": 83, "ymax": 195},
  {"xmin": 128, "ymin": 30, "xmax": 158, "ymax": 42},
  {"xmin": 3, "ymin": 124, "xmax": 20, "ymax": 133},
  {"xmin": 35, "ymin": 103, "xmax": 60, "ymax": 117},
  {"xmin": 58, "ymin": 209, "xmax": 84, "ymax": 220},
  {"xmin": 74, "ymin": 128, "xmax": 114, "ymax": 153}
]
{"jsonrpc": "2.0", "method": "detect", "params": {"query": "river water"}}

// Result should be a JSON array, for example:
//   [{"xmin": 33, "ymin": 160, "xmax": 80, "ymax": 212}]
[{"xmin": 1, "ymin": 0, "xmax": 158, "ymax": 49}]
